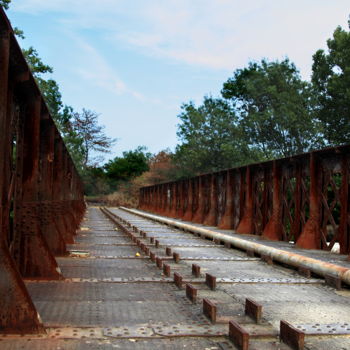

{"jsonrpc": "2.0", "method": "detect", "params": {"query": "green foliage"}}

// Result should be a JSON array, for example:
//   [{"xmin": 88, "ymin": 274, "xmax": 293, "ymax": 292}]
[
  {"xmin": 312, "ymin": 18, "xmax": 350, "ymax": 145},
  {"xmin": 222, "ymin": 58, "xmax": 322, "ymax": 158},
  {"xmin": 22, "ymin": 47, "xmax": 53, "ymax": 76},
  {"xmin": 13, "ymin": 27, "xmax": 25, "ymax": 39},
  {"xmin": 82, "ymin": 166, "xmax": 111, "ymax": 196},
  {"xmin": 39, "ymin": 79, "xmax": 63, "ymax": 120},
  {"xmin": 104, "ymin": 146, "xmax": 151, "ymax": 182},
  {"xmin": 0, "ymin": 0, "xmax": 11, "ymax": 10},
  {"xmin": 22, "ymin": 47, "xmax": 65, "ymax": 127},
  {"xmin": 174, "ymin": 97, "xmax": 257, "ymax": 176}
]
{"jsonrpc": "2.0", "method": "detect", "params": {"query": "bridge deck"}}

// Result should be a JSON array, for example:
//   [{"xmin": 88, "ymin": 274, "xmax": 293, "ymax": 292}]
[{"xmin": 1, "ymin": 206, "xmax": 350, "ymax": 349}]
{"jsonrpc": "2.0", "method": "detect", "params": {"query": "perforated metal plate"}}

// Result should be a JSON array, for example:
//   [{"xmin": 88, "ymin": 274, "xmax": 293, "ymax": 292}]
[{"xmin": 295, "ymin": 323, "xmax": 350, "ymax": 335}]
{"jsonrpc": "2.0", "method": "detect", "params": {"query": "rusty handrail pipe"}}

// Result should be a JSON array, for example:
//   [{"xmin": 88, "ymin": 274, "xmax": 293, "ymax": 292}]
[{"xmin": 120, "ymin": 207, "xmax": 350, "ymax": 287}]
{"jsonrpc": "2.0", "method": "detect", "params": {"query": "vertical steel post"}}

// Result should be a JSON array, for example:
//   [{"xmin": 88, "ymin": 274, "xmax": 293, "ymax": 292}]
[
  {"xmin": 203, "ymin": 174, "xmax": 217, "ymax": 226},
  {"xmin": 296, "ymin": 153, "xmax": 321, "ymax": 249},
  {"xmin": 169, "ymin": 182, "xmax": 178, "ymax": 217},
  {"xmin": 192, "ymin": 176, "xmax": 205, "ymax": 224},
  {"xmin": 0, "ymin": 25, "xmax": 44, "ymax": 334},
  {"xmin": 290, "ymin": 161, "xmax": 302, "ymax": 242},
  {"xmin": 339, "ymin": 154, "xmax": 349, "ymax": 254},
  {"xmin": 236, "ymin": 166, "xmax": 254, "ymax": 234},
  {"xmin": 262, "ymin": 161, "xmax": 282, "ymax": 240},
  {"xmin": 218, "ymin": 170, "xmax": 234, "ymax": 229},
  {"xmin": 52, "ymin": 134, "xmax": 72, "ymax": 244},
  {"xmin": 176, "ymin": 181, "xmax": 184, "ymax": 218},
  {"xmin": 38, "ymin": 116, "xmax": 66, "ymax": 255},
  {"xmin": 182, "ymin": 179, "xmax": 193, "ymax": 221},
  {"xmin": 13, "ymin": 95, "xmax": 62, "ymax": 278}
]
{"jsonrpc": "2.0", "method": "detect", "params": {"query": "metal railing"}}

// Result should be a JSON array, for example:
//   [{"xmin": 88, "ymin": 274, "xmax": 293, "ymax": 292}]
[
  {"xmin": 0, "ymin": 8, "xmax": 85, "ymax": 333},
  {"xmin": 140, "ymin": 146, "xmax": 350, "ymax": 256}
]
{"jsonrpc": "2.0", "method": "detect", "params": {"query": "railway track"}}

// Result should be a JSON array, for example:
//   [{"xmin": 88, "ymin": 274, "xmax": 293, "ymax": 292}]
[{"xmin": 1, "ymin": 206, "xmax": 350, "ymax": 349}]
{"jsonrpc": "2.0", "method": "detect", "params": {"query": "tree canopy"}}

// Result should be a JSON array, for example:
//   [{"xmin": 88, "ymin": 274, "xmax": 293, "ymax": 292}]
[
  {"xmin": 312, "ymin": 18, "xmax": 350, "ymax": 145},
  {"xmin": 0, "ymin": 0, "xmax": 11, "ymax": 9},
  {"xmin": 104, "ymin": 146, "xmax": 151, "ymax": 182},
  {"xmin": 174, "ymin": 97, "xmax": 257, "ymax": 175},
  {"xmin": 222, "ymin": 58, "xmax": 322, "ymax": 158}
]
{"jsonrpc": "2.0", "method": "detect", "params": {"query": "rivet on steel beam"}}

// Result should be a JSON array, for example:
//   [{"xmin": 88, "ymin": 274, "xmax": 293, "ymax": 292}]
[
  {"xmin": 203, "ymin": 298, "xmax": 216, "ymax": 323},
  {"xmin": 228, "ymin": 320, "xmax": 250, "ymax": 350},
  {"xmin": 245, "ymin": 298, "xmax": 262, "ymax": 323},
  {"xmin": 186, "ymin": 283, "xmax": 197, "ymax": 303},
  {"xmin": 173, "ymin": 252, "xmax": 180, "ymax": 263},
  {"xmin": 205, "ymin": 273, "xmax": 216, "ymax": 290},
  {"xmin": 155, "ymin": 240, "xmax": 160, "ymax": 248},
  {"xmin": 192, "ymin": 264, "xmax": 201, "ymax": 277},
  {"xmin": 280, "ymin": 320, "xmax": 305, "ymax": 350}
]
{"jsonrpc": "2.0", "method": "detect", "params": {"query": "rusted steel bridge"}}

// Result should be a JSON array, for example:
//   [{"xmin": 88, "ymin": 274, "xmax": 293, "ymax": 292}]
[
  {"xmin": 0, "ymin": 8, "xmax": 85, "ymax": 333},
  {"xmin": 139, "ymin": 146, "xmax": 350, "ymax": 256},
  {"xmin": 1, "ymin": 6, "xmax": 350, "ymax": 350}
]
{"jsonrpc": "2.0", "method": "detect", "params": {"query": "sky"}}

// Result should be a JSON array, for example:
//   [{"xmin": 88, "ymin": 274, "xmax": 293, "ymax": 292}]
[{"xmin": 5, "ymin": 0, "xmax": 350, "ymax": 161}]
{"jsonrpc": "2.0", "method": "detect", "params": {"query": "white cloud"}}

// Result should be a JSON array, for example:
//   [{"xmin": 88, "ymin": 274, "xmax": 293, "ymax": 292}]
[
  {"xmin": 71, "ymin": 37, "xmax": 146, "ymax": 101},
  {"xmin": 12, "ymin": 0, "xmax": 350, "ymax": 76}
]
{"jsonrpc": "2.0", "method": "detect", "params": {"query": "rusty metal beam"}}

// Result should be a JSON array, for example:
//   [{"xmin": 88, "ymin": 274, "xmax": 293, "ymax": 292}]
[
  {"xmin": 0, "ymin": 6, "xmax": 85, "ymax": 333},
  {"xmin": 140, "ymin": 146, "xmax": 350, "ymax": 256},
  {"xmin": 0, "ymin": 25, "xmax": 44, "ymax": 334}
]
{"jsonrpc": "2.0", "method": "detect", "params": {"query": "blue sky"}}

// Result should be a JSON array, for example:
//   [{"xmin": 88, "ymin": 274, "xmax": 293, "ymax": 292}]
[{"xmin": 6, "ymin": 0, "xmax": 350, "ymax": 161}]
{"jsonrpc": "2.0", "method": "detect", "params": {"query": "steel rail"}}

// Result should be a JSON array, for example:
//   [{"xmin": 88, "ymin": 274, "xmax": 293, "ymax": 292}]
[{"xmin": 120, "ymin": 207, "xmax": 350, "ymax": 286}]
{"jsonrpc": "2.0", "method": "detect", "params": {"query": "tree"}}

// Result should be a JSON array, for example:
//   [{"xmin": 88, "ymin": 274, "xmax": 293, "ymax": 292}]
[
  {"xmin": 222, "ymin": 59, "xmax": 322, "ymax": 158},
  {"xmin": 174, "ymin": 96, "xmax": 255, "ymax": 176},
  {"xmin": 104, "ymin": 146, "xmax": 151, "ymax": 182},
  {"xmin": 72, "ymin": 109, "xmax": 116, "ymax": 167},
  {"xmin": 0, "ymin": 0, "xmax": 11, "ymax": 9},
  {"xmin": 144, "ymin": 150, "xmax": 177, "ymax": 184},
  {"xmin": 312, "ymin": 17, "xmax": 350, "ymax": 145}
]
